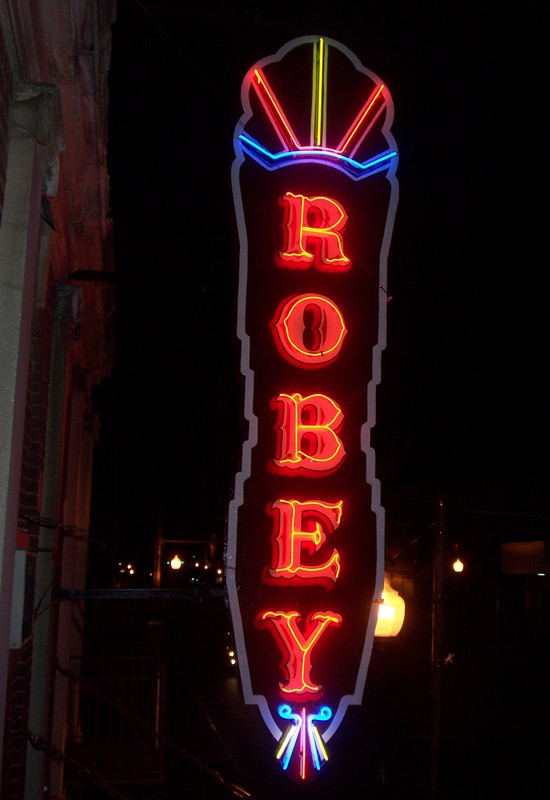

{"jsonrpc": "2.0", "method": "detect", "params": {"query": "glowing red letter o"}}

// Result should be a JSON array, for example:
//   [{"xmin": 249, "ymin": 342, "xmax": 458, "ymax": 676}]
[{"xmin": 272, "ymin": 294, "xmax": 347, "ymax": 368}]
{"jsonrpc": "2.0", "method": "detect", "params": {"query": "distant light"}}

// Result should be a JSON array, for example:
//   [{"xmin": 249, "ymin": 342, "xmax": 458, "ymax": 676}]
[
  {"xmin": 118, "ymin": 562, "xmax": 135, "ymax": 575},
  {"xmin": 170, "ymin": 554, "xmax": 183, "ymax": 570},
  {"xmin": 452, "ymin": 557, "xmax": 464, "ymax": 573},
  {"xmin": 217, "ymin": 568, "xmax": 223, "ymax": 575},
  {"xmin": 195, "ymin": 561, "xmax": 200, "ymax": 568}
]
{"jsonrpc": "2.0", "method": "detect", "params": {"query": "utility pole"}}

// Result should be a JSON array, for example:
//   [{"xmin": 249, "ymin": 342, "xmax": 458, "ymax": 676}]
[{"xmin": 431, "ymin": 496, "xmax": 446, "ymax": 800}]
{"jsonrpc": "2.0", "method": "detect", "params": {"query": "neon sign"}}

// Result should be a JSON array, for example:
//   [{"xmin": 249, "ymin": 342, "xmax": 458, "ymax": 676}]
[
  {"xmin": 271, "ymin": 293, "xmax": 348, "ymax": 368},
  {"xmin": 227, "ymin": 35, "xmax": 398, "ymax": 782},
  {"xmin": 265, "ymin": 498, "xmax": 343, "ymax": 587},
  {"xmin": 277, "ymin": 193, "xmax": 351, "ymax": 270}
]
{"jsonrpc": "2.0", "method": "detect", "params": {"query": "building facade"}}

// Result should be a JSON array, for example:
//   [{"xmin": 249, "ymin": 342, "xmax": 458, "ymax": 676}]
[{"xmin": 0, "ymin": 2, "xmax": 115, "ymax": 797}]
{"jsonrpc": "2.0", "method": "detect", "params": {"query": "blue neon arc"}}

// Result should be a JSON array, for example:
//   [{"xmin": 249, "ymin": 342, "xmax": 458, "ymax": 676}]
[{"xmin": 238, "ymin": 132, "xmax": 397, "ymax": 179}]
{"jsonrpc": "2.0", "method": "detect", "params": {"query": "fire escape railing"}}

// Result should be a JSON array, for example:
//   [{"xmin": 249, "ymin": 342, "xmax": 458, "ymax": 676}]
[{"xmin": 65, "ymin": 656, "xmax": 166, "ymax": 787}]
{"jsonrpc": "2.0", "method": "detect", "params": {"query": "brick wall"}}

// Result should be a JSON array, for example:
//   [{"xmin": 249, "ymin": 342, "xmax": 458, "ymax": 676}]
[
  {"xmin": 0, "ymin": 21, "xmax": 12, "ymax": 222},
  {"xmin": 1, "ymin": 280, "xmax": 55, "ymax": 799},
  {"xmin": 18, "ymin": 291, "xmax": 55, "ymax": 527},
  {"xmin": 0, "ymin": 20, "xmax": 20, "ymax": 797},
  {"xmin": 2, "ymin": 645, "xmax": 33, "ymax": 800}
]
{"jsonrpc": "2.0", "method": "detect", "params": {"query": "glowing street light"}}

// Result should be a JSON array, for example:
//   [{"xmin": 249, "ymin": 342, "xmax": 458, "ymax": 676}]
[
  {"xmin": 153, "ymin": 522, "xmax": 210, "ymax": 587},
  {"xmin": 374, "ymin": 574, "xmax": 405, "ymax": 638},
  {"xmin": 170, "ymin": 554, "xmax": 183, "ymax": 571}
]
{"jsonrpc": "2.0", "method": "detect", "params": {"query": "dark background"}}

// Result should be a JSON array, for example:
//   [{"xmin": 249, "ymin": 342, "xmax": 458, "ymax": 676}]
[
  {"xmin": 86, "ymin": 3, "xmax": 549, "ymax": 797},
  {"xmin": 91, "ymin": 2, "xmax": 550, "ymax": 573}
]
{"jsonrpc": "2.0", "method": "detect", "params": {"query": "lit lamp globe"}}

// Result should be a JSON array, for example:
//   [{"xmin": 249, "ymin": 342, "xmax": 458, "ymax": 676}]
[
  {"xmin": 452, "ymin": 557, "xmax": 464, "ymax": 573},
  {"xmin": 374, "ymin": 575, "xmax": 405, "ymax": 638},
  {"xmin": 170, "ymin": 554, "xmax": 183, "ymax": 570}
]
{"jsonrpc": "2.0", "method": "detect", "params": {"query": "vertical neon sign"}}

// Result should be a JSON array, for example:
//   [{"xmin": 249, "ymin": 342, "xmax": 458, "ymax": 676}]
[{"xmin": 227, "ymin": 36, "xmax": 398, "ymax": 781}]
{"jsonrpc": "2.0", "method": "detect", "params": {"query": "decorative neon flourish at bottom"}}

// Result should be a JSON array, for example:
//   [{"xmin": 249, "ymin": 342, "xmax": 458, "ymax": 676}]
[{"xmin": 275, "ymin": 704, "xmax": 332, "ymax": 778}]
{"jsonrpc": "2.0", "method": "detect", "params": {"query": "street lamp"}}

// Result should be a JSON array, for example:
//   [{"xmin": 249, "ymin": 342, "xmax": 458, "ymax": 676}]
[
  {"xmin": 374, "ymin": 574, "xmax": 406, "ymax": 638},
  {"xmin": 154, "ymin": 523, "xmax": 210, "ymax": 587},
  {"xmin": 169, "ymin": 554, "xmax": 183, "ymax": 570},
  {"xmin": 451, "ymin": 541, "xmax": 464, "ymax": 573},
  {"xmin": 452, "ymin": 556, "xmax": 464, "ymax": 573}
]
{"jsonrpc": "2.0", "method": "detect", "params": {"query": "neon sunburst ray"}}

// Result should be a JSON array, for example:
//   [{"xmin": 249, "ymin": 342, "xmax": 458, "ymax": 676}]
[{"xmin": 240, "ymin": 37, "xmax": 397, "ymax": 178}]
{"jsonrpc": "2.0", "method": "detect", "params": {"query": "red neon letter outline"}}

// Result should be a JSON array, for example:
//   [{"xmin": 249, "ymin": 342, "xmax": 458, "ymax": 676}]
[
  {"xmin": 258, "ymin": 610, "xmax": 342, "ymax": 697},
  {"xmin": 266, "ymin": 499, "xmax": 342, "ymax": 587},
  {"xmin": 272, "ymin": 294, "xmax": 347, "ymax": 368},
  {"xmin": 278, "ymin": 193, "xmax": 351, "ymax": 271},
  {"xmin": 273, "ymin": 392, "xmax": 345, "ymax": 474}
]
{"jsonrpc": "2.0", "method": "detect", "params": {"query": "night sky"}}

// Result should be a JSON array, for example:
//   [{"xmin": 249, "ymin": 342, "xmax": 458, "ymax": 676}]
[{"xmin": 90, "ymin": 1, "xmax": 550, "ymax": 577}]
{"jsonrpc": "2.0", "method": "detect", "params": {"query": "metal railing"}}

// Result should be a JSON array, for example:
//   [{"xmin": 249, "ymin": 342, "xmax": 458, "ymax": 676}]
[{"xmin": 66, "ymin": 656, "xmax": 165, "ymax": 787}]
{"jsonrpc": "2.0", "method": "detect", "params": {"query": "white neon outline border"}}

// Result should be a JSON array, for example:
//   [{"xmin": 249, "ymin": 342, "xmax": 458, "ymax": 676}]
[{"xmin": 228, "ymin": 34, "xmax": 399, "ymax": 743}]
